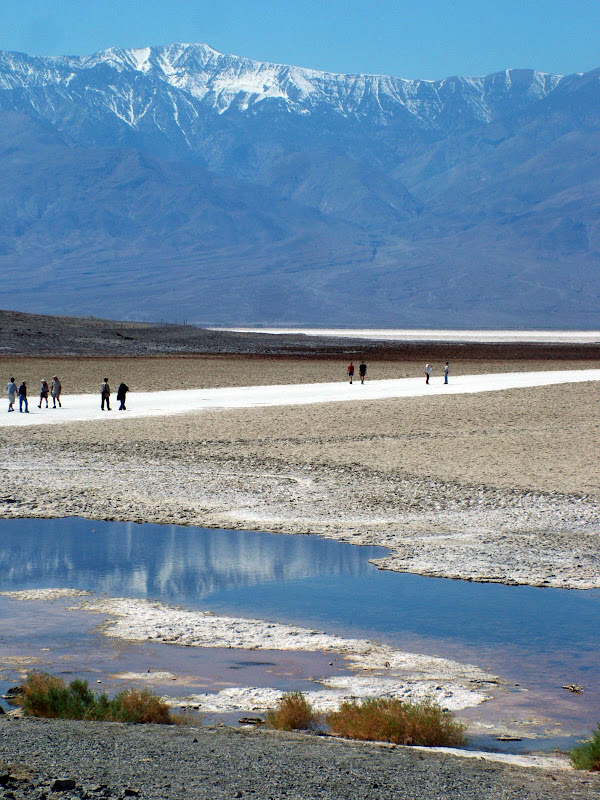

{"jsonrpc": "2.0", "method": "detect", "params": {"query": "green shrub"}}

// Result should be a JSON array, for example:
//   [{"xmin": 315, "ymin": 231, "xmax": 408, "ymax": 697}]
[
  {"xmin": 111, "ymin": 688, "xmax": 172, "ymax": 724},
  {"xmin": 326, "ymin": 697, "xmax": 467, "ymax": 747},
  {"xmin": 266, "ymin": 692, "xmax": 320, "ymax": 731},
  {"xmin": 20, "ymin": 672, "xmax": 174, "ymax": 725},
  {"xmin": 570, "ymin": 725, "xmax": 600, "ymax": 771}
]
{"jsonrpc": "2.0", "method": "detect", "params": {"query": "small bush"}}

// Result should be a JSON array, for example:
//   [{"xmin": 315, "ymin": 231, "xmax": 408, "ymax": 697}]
[
  {"xmin": 266, "ymin": 692, "xmax": 320, "ymax": 731},
  {"xmin": 570, "ymin": 725, "xmax": 600, "ymax": 771},
  {"xmin": 20, "ymin": 673, "xmax": 69, "ymax": 718},
  {"xmin": 20, "ymin": 673, "xmax": 174, "ymax": 725},
  {"xmin": 112, "ymin": 689, "xmax": 172, "ymax": 725},
  {"xmin": 326, "ymin": 697, "xmax": 467, "ymax": 747}
]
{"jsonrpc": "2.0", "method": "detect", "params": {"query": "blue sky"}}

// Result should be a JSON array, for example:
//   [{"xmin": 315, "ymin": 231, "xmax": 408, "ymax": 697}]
[{"xmin": 1, "ymin": 0, "xmax": 598, "ymax": 80}]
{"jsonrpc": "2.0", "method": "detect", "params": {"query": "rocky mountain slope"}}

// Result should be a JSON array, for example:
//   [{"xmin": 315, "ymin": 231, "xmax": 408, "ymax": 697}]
[{"xmin": 0, "ymin": 44, "xmax": 598, "ymax": 326}]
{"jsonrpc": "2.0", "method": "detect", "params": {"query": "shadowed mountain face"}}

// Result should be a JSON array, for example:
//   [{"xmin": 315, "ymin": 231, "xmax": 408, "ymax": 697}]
[{"xmin": 0, "ymin": 44, "xmax": 598, "ymax": 327}]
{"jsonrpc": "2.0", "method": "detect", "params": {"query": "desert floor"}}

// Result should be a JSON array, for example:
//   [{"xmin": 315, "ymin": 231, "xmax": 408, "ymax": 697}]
[{"xmin": 1, "ymin": 356, "xmax": 599, "ymax": 589}]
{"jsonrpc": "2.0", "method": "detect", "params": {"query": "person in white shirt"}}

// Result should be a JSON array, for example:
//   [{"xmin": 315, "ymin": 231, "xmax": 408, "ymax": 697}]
[
  {"xmin": 425, "ymin": 363, "xmax": 432, "ymax": 384},
  {"xmin": 444, "ymin": 361, "xmax": 449, "ymax": 385},
  {"xmin": 6, "ymin": 378, "xmax": 17, "ymax": 412}
]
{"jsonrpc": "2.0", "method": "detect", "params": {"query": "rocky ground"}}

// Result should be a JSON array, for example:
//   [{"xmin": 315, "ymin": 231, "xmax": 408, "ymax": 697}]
[{"xmin": 1, "ymin": 717, "xmax": 599, "ymax": 800}]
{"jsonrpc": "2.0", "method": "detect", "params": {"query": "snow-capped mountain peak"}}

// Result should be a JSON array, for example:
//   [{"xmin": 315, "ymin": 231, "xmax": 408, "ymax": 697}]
[{"xmin": 0, "ymin": 42, "xmax": 563, "ymax": 124}]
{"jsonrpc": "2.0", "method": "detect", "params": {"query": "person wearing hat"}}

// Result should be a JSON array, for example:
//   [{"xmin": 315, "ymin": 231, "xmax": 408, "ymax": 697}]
[
  {"xmin": 51, "ymin": 376, "xmax": 62, "ymax": 408},
  {"xmin": 18, "ymin": 380, "xmax": 29, "ymax": 413}
]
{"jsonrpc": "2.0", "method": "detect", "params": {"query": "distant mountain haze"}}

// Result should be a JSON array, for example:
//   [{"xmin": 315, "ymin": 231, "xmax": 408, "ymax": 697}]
[{"xmin": 0, "ymin": 43, "xmax": 598, "ymax": 327}]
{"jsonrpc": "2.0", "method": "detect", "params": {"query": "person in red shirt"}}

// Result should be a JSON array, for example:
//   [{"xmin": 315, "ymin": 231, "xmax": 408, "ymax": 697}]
[{"xmin": 347, "ymin": 362, "xmax": 355, "ymax": 384}]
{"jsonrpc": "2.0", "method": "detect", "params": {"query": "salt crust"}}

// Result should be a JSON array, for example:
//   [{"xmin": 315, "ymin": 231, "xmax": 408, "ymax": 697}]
[
  {"xmin": 77, "ymin": 596, "xmax": 494, "ymax": 711},
  {"xmin": 1, "ymin": 588, "xmax": 92, "ymax": 600},
  {"xmin": 2, "ymin": 372, "xmax": 599, "ymax": 590}
]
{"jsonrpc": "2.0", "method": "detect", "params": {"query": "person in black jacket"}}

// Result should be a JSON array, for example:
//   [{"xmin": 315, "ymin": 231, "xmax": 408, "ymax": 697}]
[
  {"xmin": 116, "ymin": 382, "xmax": 129, "ymax": 411},
  {"xmin": 18, "ymin": 381, "xmax": 29, "ymax": 413}
]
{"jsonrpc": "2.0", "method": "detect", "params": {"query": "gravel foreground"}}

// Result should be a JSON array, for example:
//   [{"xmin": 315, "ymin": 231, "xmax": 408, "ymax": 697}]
[{"xmin": 1, "ymin": 718, "xmax": 599, "ymax": 800}]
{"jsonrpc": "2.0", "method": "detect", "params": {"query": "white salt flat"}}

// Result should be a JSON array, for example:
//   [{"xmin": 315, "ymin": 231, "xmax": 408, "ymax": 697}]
[{"xmin": 2, "ymin": 369, "xmax": 599, "ymax": 427}]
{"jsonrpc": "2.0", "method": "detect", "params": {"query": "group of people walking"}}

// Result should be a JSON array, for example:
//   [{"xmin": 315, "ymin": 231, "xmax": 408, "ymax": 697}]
[
  {"xmin": 6, "ymin": 376, "xmax": 129, "ymax": 412},
  {"xmin": 346, "ymin": 361, "xmax": 450, "ymax": 385},
  {"xmin": 8, "ymin": 360, "xmax": 453, "ymax": 413},
  {"xmin": 347, "ymin": 361, "xmax": 367, "ymax": 384},
  {"xmin": 6, "ymin": 376, "xmax": 61, "ymax": 413}
]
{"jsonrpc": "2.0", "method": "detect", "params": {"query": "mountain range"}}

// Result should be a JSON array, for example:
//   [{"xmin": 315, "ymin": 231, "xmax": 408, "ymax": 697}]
[{"xmin": 0, "ymin": 43, "xmax": 598, "ymax": 327}]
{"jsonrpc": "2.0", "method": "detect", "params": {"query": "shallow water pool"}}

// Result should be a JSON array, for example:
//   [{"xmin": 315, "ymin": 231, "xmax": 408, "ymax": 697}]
[{"xmin": 0, "ymin": 517, "xmax": 598, "ymax": 750}]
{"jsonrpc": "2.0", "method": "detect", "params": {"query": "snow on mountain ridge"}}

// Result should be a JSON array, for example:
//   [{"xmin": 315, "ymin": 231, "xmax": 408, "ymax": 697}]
[{"xmin": 0, "ymin": 43, "xmax": 565, "ymax": 129}]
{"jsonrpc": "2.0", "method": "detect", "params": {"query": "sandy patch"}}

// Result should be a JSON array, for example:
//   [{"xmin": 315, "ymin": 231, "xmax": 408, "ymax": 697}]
[
  {"xmin": 409, "ymin": 746, "xmax": 571, "ymax": 771},
  {"xmin": 0, "ymin": 655, "xmax": 42, "ymax": 667}
]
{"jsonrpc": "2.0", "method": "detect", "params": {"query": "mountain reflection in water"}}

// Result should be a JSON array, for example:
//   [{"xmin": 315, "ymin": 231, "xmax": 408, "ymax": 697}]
[{"xmin": 0, "ymin": 518, "xmax": 384, "ymax": 602}]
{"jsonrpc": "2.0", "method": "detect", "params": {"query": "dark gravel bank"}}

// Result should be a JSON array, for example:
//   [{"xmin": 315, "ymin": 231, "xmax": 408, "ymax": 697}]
[
  {"xmin": 1, "ymin": 718, "xmax": 598, "ymax": 800},
  {"xmin": 2, "ymin": 309, "xmax": 599, "ymax": 359}
]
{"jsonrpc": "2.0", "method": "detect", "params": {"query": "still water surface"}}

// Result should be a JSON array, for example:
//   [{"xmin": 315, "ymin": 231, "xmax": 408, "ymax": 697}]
[{"xmin": 1, "ymin": 518, "xmax": 598, "ymax": 746}]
